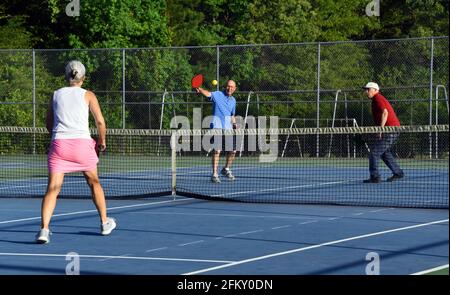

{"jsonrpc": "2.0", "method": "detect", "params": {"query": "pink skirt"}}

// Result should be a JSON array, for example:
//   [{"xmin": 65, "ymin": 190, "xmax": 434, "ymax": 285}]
[{"xmin": 48, "ymin": 139, "xmax": 99, "ymax": 173}]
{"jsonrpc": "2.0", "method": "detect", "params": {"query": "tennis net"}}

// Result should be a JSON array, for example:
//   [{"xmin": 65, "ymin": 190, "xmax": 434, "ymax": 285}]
[{"xmin": 0, "ymin": 125, "xmax": 448, "ymax": 208}]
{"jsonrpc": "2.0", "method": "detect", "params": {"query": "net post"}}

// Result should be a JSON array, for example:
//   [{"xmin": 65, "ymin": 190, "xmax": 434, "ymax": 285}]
[
  {"xmin": 281, "ymin": 118, "xmax": 296, "ymax": 158},
  {"xmin": 158, "ymin": 90, "xmax": 168, "ymax": 156},
  {"xmin": 327, "ymin": 89, "xmax": 341, "ymax": 158},
  {"xmin": 239, "ymin": 91, "xmax": 253, "ymax": 157},
  {"xmin": 435, "ymin": 85, "xmax": 448, "ymax": 159}
]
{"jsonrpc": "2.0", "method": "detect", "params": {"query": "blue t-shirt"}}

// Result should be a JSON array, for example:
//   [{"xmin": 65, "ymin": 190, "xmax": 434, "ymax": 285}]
[{"xmin": 209, "ymin": 91, "xmax": 236, "ymax": 129}]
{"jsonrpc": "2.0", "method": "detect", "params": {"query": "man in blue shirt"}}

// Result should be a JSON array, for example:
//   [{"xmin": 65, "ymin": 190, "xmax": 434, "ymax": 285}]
[{"xmin": 196, "ymin": 80, "xmax": 237, "ymax": 183}]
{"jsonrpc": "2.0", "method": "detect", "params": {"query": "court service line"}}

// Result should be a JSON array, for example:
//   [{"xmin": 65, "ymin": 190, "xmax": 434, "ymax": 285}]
[
  {"xmin": 327, "ymin": 217, "xmax": 340, "ymax": 221},
  {"xmin": 411, "ymin": 264, "xmax": 449, "ymax": 275},
  {"xmin": 178, "ymin": 240, "xmax": 205, "ymax": 247},
  {"xmin": 211, "ymin": 179, "xmax": 362, "ymax": 197},
  {"xmin": 0, "ymin": 178, "xmax": 124, "ymax": 190},
  {"xmin": 128, "ymin": 211, "xmax": 318, "ymax": 221},
  {"xmin": 98, "ymin": 253, "xmax": 132, "ymax": 262},
  {"xmin": 238, "ymin": 229, "xmax": 264, "ymax": 235},
  {"xmin": 271, "ymin": 225, "xmax": 291, "ymax": 230},
  {"xmin": 0, "ymin": 198, "xmax": 192, "ymax": 225},
  {"xmin": 299, "ymin": 220, "xmax": 319, "ymax": 225},
  {"xmin": 0, "ymin": 252, "xmax": 235, "ymax": 264},
  {"xmin": 183, "ymin": 218, "xmax": 449, "ymax": 275},
  {"xmin": 369, "ymin": 208, "xmax": 394, "ymax": 213},
  {"xmin": 0, "ymin": 182, "xmax": 48, "ymax": 190},
  {"xmin": 146, "ymin": 247, "xmax": 168, "ymax": 253}
]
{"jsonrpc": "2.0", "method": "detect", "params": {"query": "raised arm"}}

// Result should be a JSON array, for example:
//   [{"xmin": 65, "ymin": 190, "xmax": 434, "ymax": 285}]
[
  {"xmin": 196, "ymin": 87, "xmax": 211, "ymax": 98},
  {"xmin": 86, "ymin": 90, "xmax": 106, "ymax": 151}
]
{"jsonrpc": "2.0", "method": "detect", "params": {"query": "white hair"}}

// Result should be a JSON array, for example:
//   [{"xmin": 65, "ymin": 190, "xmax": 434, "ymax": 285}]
[{"xmin": 65, "ymin": 60, "xmax": 86, "ymax": 84}]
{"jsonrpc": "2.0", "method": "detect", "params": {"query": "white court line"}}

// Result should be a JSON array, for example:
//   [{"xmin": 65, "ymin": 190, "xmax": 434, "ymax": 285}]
[
  {"xmin": 146, "ymin": 247, "xmax": 168, "ymax": 253},
  {"xmin": 211, "ymin": 179, "xmax": 362, "ymax": 198},
  {"xmin": 0, "ymin": 198, "xmax": 192, "ymax": 225},
  {"xmin": 401, "ymin": 181, "xmax": 448, "ymax": 185},
  {"xmin": 0, "ymin": 252, "xmax": 234, "ymax": 264},
  {"xmin": 0, "ymin": 167, "xmax": 171, "ymax": 190},
  {"xmin": 411, "ymin": 264, "xmax": 449, "ymax": 275},
  {"xmin": 177, "ymin": 166, "xmax": 257, "ymax": 175},
  {"xmin": 299, "ymin": 220, "xmax": 319, "ymax": 225},
  {"xmin": 0, "ymin": 178, "xmax": 124, "ymax": 191},
  {"xmin": 178, "ymin": 240, "xmax": 204, "ymax": 247},
  {"xmin": 128, "ymin": 211, "xmax": 317, "ymax": 221},
  {"xmin": 0, "ymin": 182, "xmax": 47, "ymax": 190},
  {"xmin": 369, "ymin": 208, "xmax": 394, "ymax": 213},
  {"xmin": 176, "ymin": 165, "xmax": 419, "ymax": 177},
  {"xmin": 238, "ymin": 229, "xmax": 264, "ymax": 235},
  {"xmin": 183, "ymin": 218, "xmax": 449, "ymax": 275},
  {"xmin": 98, "ymin": 253, "xmax": 132, "ymax": 262},
  {"xmin": 271, "ymin": 225, "xmax": 291, "ymax": 230}
]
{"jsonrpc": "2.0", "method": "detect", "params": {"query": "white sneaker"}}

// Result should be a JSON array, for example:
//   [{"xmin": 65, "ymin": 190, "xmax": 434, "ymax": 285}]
[
  {"xmin": 36, "ymin": 228, "xmax": 51, "ymax": 244},
  {"xmin": 221, "ymin": 167, "xmax": 235, "ymax": 181},
  {"xmin": 211, "ymin": 175, "xmax": 221, "ymax": 183},
  {"xmin": 101, "ymin": 217, "xmax": 117, "ymax": 235}
]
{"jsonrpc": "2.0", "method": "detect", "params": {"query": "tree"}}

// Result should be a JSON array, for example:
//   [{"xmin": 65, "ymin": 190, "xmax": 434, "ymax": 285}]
[
  {"xmin": 66, "ymin": 0, "xmax": 171, "ymax": 48},
  {"xmin": 369, "ymin": 0, "xmax": 449, "ymax": 39},
  {"xmin": 1, "ymin": 0, "xmax": 171, "ymax": 48}
]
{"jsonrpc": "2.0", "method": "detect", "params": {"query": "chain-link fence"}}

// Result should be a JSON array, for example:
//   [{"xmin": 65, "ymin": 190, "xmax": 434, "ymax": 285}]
[{"xmin": 0, "ymin": 37, "xmax": 448, "ymax": 129}]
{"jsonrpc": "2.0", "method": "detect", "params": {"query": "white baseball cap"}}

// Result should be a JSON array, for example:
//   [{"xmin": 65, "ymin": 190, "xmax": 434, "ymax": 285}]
[
  {"xmin": 363, "ymin": 82, "xmax": 380, "ymax": 91},
  {"xmin": 65, "ymin": 60, "xmax": 86, "ymax": 81}
]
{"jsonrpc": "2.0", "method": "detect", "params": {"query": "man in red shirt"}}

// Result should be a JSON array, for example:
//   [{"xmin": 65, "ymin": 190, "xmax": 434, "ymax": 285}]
[{"xmin": 363, "ymin": 82, "xmax": 404, "ymax": 183}]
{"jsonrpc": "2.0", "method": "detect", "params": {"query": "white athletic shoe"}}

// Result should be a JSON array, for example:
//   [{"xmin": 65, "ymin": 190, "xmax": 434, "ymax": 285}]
[
  {"xmin": 101, "ymin": 217, "xmax": 117, "ymax": 235},
  {"xmin": 36, "ymin": 228, "xmax": 51, "ymax": 244}
]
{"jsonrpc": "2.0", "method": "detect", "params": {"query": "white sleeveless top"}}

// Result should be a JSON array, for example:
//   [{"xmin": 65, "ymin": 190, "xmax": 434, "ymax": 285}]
[{"xmin": 52, "ymin": 87, "xmax": 91, "ymax": 140}]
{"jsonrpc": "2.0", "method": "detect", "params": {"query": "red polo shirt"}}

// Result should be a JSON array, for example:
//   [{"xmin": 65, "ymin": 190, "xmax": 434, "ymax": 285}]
[{"xmin": 371, "ymin": 93, "xmax": 400, "ymax": 126}]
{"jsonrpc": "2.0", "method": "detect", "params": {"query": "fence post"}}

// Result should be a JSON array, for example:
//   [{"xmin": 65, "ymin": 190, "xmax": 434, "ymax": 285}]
[
  {"xmin": 32, "ymin": 49, "xmax": 36, "ymax": 154},
  {"xmin": 428, "ymin": 38, "xmax": 434, "ymax": 159},
  {"xmin": 316, "ymin": 42, "xmax": 321, "ymax": 157},
  {"xmin": 216, "ymin": 45, "xmax": 220, "ymax": 90},
  {"xmin": 122, "ymin": 49, "xmax": 126, "ymax": 129}
]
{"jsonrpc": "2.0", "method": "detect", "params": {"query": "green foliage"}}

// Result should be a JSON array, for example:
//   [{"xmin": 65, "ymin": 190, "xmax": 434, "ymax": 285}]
[
  {"xmin": 0, "ymin": 17, "xmax": 34, "ymax": 49},
  {"xmin": 0, "ymin": 49, "xmax": 33, "ymax": 126},
  {"xmin": 68, "ymin": 0, "xmax": 171, "ymax": 48},
  {"xmin": 374, "ymin": 0, "xmax": 449, "ymax": 38},
  {"xmin": 1, "ymin": 0, "xmax": 171, "ymax": 49}
]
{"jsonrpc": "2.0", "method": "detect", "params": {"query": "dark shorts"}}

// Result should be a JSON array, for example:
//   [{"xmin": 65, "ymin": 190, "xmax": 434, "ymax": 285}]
[{"xmin": 211, "ymin": 134, "xmax": 237, "ymax": 152}]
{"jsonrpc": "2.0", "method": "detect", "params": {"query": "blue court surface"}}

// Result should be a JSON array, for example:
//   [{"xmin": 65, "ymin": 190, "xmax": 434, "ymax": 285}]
[{"xmin": 0, "ymin": 196, "xmax": 447, "ymax": 275}]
